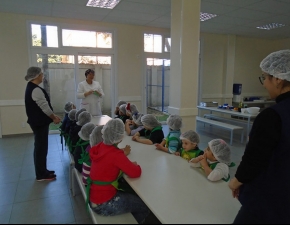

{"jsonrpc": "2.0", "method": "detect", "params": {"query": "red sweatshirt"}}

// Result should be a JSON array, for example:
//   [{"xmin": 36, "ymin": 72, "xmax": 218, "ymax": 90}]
[{"xmin": 89, "ymin": 142, "xmax": 142, "ymax": 204}]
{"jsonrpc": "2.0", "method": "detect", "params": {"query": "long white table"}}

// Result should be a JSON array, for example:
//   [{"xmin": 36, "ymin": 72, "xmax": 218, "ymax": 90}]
[
  {"xmin": 118, "ymin": 135, "xmax": 241, "ymax": 224},
  {"xmin": 91, "ymin": 115, "xmax": 112, "ymax": 126},
  {"xmin": 197, "ymin": 106, "xmax": 258, "ymax": 137}
]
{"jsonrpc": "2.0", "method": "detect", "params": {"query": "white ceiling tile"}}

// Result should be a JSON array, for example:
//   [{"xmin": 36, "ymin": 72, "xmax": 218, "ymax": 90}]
[
  {"xmin": 244, "ymin": 0, "xmax": 290, "ymax": 14},
  {"xmin": 202, "ymin": 0, "xmax": 263, "ymax": 7},
  {"xmin": 125, "ymin": 0, "xmax": 171, "ymax": 7},
  {"xmin": 115, "ymin": 1, "xmax": 170, "ymax": 15},
  {"xmin": 210, "ymin": 15, "xmax": 256, "ymax": 26},
  {"xmin": 108, "ymin": 10, "xmax": 159, "ymax": 21},
  {"xmin": 201, "ymin": 1, "xmax": 240, "ymax": 14},
  {"xmin": 225, "ymin": 8, "xmax": 274, "ymax": 20}
]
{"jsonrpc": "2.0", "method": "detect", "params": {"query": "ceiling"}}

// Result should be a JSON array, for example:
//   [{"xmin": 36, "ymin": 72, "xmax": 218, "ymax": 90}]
[{"xmin": 0, "ymin": 0, "xmax": 290, "ymax": 40}]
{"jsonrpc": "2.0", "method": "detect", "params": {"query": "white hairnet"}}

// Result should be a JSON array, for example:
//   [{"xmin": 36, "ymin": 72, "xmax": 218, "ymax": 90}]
[
  {"xmin": 68, "ymin": 109, "xmax": 77, "ymax": 121},
  {"xmin": 260, "ymin": 49, "xmax": 290, "ymax": 81},
  {"xmin": 25, "ymin": 67, "xmax": 42, "ymax": 82},
  {"xmin": 119, "ymin": 104, "xmax": 127, "ymax": 115},
  {"xmin": 126, "ymin": 103, "xmax": 139, "ymax": 116},
  {"xmin": 64, "ymin": 102, "xmax": 74, "ymax": 113},
  {"xmin": 167, "ymin": 114, "xmax": 182, "ymax": 130},
  {"xmin": 75, "ymin": 108, "xmax": 87, "ymax": 121},
  {"xmin": 132, "ymin": 113, "xmax": 143, "ymax": 126},
  {"xmin": 117, "ymin": 100, "xmax": 127, "ymax": 107},
  {"xmin": 90, "ymin": 125, "xmax": 104, "ymax": 147},
  {"xmin": 141, "ymin": 114, "xmax": 161, "ymax": 129},
  {"xmin": 76, "ymin": 111, "xmax": 91, "ymax": 126},
  {"xmin": 180, "ymin": 130, "xmax": 200, "ymax": 144},
  {"xmin": 208, "ymin": 139, "xmax": 231, "ymax": 164},
  {"xmin": 101, "ymin": 118, "xmax": 124, "ymax": 145},
  {"xmin": 78, "ymin": 122, "xmax": 95, "ymax": 141}
]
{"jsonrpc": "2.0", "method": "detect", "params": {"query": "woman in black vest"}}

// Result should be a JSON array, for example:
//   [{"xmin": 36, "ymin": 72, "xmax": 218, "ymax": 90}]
[
  {"xmin": 24, "ymin": 67, "xmax": 61, "ymax": 181},
  {"xmin": 228, "ymin": 50, "xmax": 290, "ymax": 224}
]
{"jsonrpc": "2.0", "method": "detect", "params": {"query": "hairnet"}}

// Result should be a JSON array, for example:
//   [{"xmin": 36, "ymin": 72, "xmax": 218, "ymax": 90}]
[
  {"xmin": 167, "ymin": 114, "xmax": 182, "ymax": 130},
  {"xmin": 68, "ymin": 109, "xmax": 77, "ymax": 121},
  {"xmin": 75, "ymin": 108, "xmax": 87, "ymax": 121},
  {"xmin": 180, "ymin": 130, "xmax": 200, "ymax": 144},
  {"xmin": 208, "ymin": 139, "xmax": 231, "ymax": 164},
  {"xmin": 101, "ymin": 118, "xmax": 124, "ymax": 145},
  {"xmin": 132, "ymin": 113, "xmax": 143, "ymax": 126},
  {"xmin": 260, "ymin": 49, "xmax": 290, "ymax": 81},
  {"xmin": 119, "ymin": 104, "xmax": 127, "ymax": 115},
  {"xmin": 116, "ymin": 100, "xmax": 127, "ymax": 107},
  {"xmin": 76, "ymin": 111, "xmax": 91, "ymax": 126},
  {"xmin": 64, "ymin": 102, "xmax": 74, "ymax": 113},
  {"xmin": 141, "ymin": 114, "xmax": 161, "ymax": 129},
  {"xmin": 90, "ymin": 125, "xmax": 104, "ymax": 147},
  {"xmin": 78, "ymin": 122, "xmax": 95, "ymax": 141},
  {"xmin": 126, "ymin": 103, "xmax": 139, "ymax": 116},
  {"xmin": 25, "ymin": 67, "xmax": 42, "ymax": 82}
]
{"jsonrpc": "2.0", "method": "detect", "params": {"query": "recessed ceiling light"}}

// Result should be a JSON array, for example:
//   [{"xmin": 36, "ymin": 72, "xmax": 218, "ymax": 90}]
[
  {"xmin": 200, "ymin": 12, "xmax": 218, "ymax": 22},
  {"xmin": 256, "ymin": 23, "xmax": 286, "ymax": 30},
  {"xmin": 86, "ymin": 0, "xmax": 121, "ymax": 9}
]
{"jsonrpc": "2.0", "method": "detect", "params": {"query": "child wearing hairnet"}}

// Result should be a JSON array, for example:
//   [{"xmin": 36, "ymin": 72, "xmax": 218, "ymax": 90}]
[
  {"xmin": 115, "ymin": 103, "xmax": 130, "ymax": 124},
  {"xmin": 88, "ymin": 118, "xmax": 150, "ymax": 223},
  {"xmin": 114, "ymin": 100, "xmax": 127, "ymax": 118},
  {"xmin": 125, "ymin": 113, "xmax": 144, "ymax": 136},
  {"xmin": 175, "ymin": 130, "xmax": 204, "ymax": 160},
  {"xmin": 73, "ymin": 122, "xmax": 95, "ymax": 173},
  {"xmin": 68, "ymin": 110, "xmax": 91, "ymax": 154},
  {"xmin": 59, "ymin": 101, "xmax": 76, "ymax": 136},
  {"xmin": 155, "ymin": 114, "xmax": 182, "ymax": 153},
  {"xmin": 65, "ymin": 109, "xmax": 77, "ymax": 150},
  {"xmin": 132, "ymin": 114, "xmax": 164, "ymax": 145},
  {"xmin": 125, "ymin": 103, "xmax": 139, "ymax": 119},
  {"xmin": 190, "ymin": 139, "xmax": 231, "ymax": 182}
]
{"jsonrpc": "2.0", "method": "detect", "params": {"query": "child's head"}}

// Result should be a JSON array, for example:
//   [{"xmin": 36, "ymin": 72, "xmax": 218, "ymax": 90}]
[
  {"xmin": 75, "ymin": 108, "xmax": 87, "ymax": 121},
  {"xmin": 78, "ymin": 122, "xmax": 95, "ymax": 141},
  {"xmin": 76, "ymin": 111, "xmax": 91, "ymax": 126},
  {"xmin": 141, "ymin": 114, "xmax": 161, "ymax": 130},
  {"xmin": 90, "ymin": 125, "xmax": 104, "ymax": 147},
  {"xmin": 166, "ymin": 114, "xmax": 182, "ymax": 131},
  {"xmin": 101, "ymin": 118, "xmax": 125, "ymax": 145},
  {"xmin": 119, "ymin": 104, "xmax": 127, "ymax": 115},
  {"xmin": 64, "ymin": 102, "xmax": 76, "ymax": 113},
  {"xmin": 206, "ymin": 139, "xmax": 231, "ymax": 164},
  {"xmin": 68, "ymin": 109, "xmax": 77, "ymax": 121},
  {"xmin": 180, "ymin": 130, "xmax": 200, "ymax": 151},
  {"xmin": 126, "ymin": 103, "xmax": 139, "ymax": 117},
  {"xmin": 132, "ymin": 113, "xmax": 144, "ymax": 126},
  {"xmin": 116, "ymin": 100, "xmax": 127, "ymax": 108}
]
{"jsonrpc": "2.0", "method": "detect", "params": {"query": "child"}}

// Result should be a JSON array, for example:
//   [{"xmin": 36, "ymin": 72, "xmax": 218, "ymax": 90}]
[
  {"xmin": 125, "ymin": 103, "xmax": 139, "ymax": 119},
  {"xmin": 59, "ymin": 101, "xmax": 76, "ymax": 135},
  {"xmin": 88, "ymin": 118, "xmax": 150, "ymax": 223},
  {"xmin": 189, "ymin": 139, "xmax": 231, "ymax": 182},
  {"xmin": 132, "ymin": 114, "xmax": 164, "ymax": 145},
  {"xmin": 116, "ymin": 103, "xmax": 130, "ymax": 124},
  {"xmin": 175, "ymin": 130, "xmax": 203, "ymax": 161},
  {"xmin": 114, "ymin": 100, "xmax": 127, "ymax": 118},
  {"xmin": 155, "ymin": 114, "xmax": 182, "ymax": 153},
  {"xmin": 74, "ymin": 122, "xmax": 95, "ymax": 173},
  {"xmin": 125, "ymin": 113, "xmax": 144, "ymax": 136},
  {"xmin": 65, "ymin": 109, "xmax": 77, "ymax": 149}
]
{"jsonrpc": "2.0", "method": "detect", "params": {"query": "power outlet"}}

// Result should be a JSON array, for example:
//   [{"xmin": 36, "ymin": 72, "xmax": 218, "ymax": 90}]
[{"xmin": 22, "ymin": 122, "xmax": 26, "ymax": 128}]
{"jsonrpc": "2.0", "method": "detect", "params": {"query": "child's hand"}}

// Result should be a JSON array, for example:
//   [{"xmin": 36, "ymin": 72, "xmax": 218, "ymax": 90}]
[
  {"xmin": 132, "ymin": 161, "xmax": 138, "ymax": 165},
  {"xmin": 155, "ymin": 143, "xmax": 162, "ymax": 150},
  {"xmin": 174, "ymin": 152, "xmax": 180, "ymax": 156},
  {"xmin": 199, "ymin": 154, "xmax": 208, "ymax": 167},
  {"xmin": 132, "ymin": 135, "xmax": 139, "ymax": 141},
  {"xmin": 123, "ymin": 145, "xmax": 131, "ymax": 156}
]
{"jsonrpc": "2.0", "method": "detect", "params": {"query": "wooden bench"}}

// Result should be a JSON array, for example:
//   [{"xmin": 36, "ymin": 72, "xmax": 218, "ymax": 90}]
[
  {"xmin": 196, "ymin": 116, "xmax": 244, "ymax": 145},
  {"xmin": 71, "ymin": 168, "xmax": 137, "ymax": 224}
]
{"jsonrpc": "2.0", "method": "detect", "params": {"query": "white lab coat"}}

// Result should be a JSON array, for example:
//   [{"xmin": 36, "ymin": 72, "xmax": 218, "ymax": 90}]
[{"xmin": 77, "ymin": 80, "xmax": 105, "ymax": 116}]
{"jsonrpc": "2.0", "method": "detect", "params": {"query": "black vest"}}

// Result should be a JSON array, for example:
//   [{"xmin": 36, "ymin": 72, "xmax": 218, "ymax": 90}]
[
  {"xmin": 239, "ymin": 97, "xmax": 290, "ymax": 223},
  {"xmin": 25, "ymin": 82, "xmax": 53, "ymax": 126}
]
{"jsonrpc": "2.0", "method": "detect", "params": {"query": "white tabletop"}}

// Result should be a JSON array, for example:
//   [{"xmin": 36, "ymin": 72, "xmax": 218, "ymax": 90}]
[
  {"xmin": 197, "ymin": 106, "xmax": 258, "ymax": 118},
  {"xmin": 118, "ymin": 135, "xmax": 241, "ymax": 224},
  {"xmin": 91, "ymin": 115, "xmax": 112, "ymax": 126}
]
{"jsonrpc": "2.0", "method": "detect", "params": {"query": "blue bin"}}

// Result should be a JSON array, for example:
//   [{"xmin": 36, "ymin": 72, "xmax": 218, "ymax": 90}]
[{"xmin": 233, "ymin": 83, "xmax": 242, "ymax": 95}]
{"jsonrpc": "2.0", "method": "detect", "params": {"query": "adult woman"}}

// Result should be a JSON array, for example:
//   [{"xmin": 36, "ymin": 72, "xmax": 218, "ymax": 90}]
[
  {"xmin": 77, "ymin": 69, "xmax": 105, "ymax": 116},
  {"xmin": 228, "ymin": 49, "xmax": 290, "ymax": 224},
  {"xmin": 24, "ymin": 67, "xmax": 61, "ymax": 181}
]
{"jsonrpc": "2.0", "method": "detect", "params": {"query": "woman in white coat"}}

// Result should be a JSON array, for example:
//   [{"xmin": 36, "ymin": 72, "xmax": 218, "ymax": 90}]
[{"xmin": 77, "ymin": 69, "xmax": 105, "ymax": 116}]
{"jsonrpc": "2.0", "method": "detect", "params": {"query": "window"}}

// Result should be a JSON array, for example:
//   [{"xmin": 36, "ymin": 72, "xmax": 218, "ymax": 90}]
[
  {"xmin": 31, "ymin": 24, "xmax": 58, "ymax": 47},
  {"xmin": 62, "ymin": 29, "xmax": 112, "ymax": 48},
  {"xmin": 144, "ymin": 33, "xmax": 162, "ymax": 53}
]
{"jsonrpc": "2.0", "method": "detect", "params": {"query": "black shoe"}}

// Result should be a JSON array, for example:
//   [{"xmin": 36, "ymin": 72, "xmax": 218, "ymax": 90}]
[
  {"xmin": 46, "ymin": 170, "xmax": 55, "ymax": 175},
  {"xmin": 36, "ymin": 174, "xmax": 56, "ymax": 182}
]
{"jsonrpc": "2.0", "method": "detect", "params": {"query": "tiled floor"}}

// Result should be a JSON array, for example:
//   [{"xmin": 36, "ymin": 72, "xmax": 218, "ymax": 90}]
[{"xmin": 0, "ymin": 122, "xmax": 246, "ymax": 224}]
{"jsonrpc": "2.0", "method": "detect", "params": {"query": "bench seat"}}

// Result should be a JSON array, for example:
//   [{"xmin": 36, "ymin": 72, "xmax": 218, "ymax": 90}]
[{"xmin": 196, "ymin": 116, "xmax": 244, "ymax": 145}]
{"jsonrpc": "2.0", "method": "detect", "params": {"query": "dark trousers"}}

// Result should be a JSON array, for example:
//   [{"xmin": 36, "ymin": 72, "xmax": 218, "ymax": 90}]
[
  {"xmin": 30, "ymin": 124, "xmax": 49, "ymax": 179},
  {"xmin": 233, "ymin": 206, "xmax": 266, "ymax": 224}
]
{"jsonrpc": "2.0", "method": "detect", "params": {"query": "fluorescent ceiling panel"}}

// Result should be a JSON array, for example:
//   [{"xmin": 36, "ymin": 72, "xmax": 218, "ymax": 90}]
[
  {"xmin": 256, "ymin": 23, "xmax": 286, "ymax": 30},
  {"xmin": 86, "ymin": 0, "xmax": 121, "ymax": 9}
]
